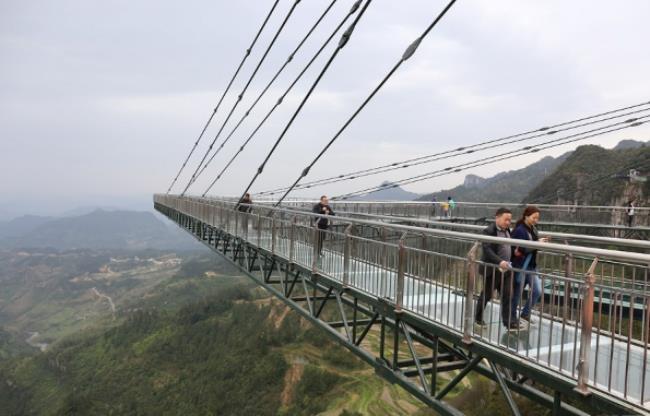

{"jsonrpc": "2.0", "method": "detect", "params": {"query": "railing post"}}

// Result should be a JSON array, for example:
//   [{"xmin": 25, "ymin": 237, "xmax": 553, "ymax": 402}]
[
  {"xmin": 563, "ymin": 240, "xmax": 573, "ymax": 322},
  {"xmin": 234, "ymin": 210, "xmax": 240, "ymax": 239},
  {"xmin": 576, "ymin": 257, "xmax": 598, "ymax": 396},
  {"xmin": 563, "ymin": 240, "xmax": 573, "ymax": 279},
  {"xmin": 379, "ymin": 227, "xmax": 388, "ymax": 298},
  {"xmin": 289, "ymin": 216, "xmax": 296, "ymax": 263},
  {"xmin": 463, "ymin": 242, "xmax": 480, "ymax": 344},
  {"xmin": 343, "ymin": 224, "xmax": 354, "ymax": 287},
  {"xmin": 256, "ymin": 212, "xmax": 262, "ymax": 247},
  {"xmin": 395, "ymin": 232, "xmax": 407, "ymax": 312},
  {"xmin": 271, "ymin": 217, "xmax": 277, "ymax": 255},
  {"xmin": 312, "ymin": 226, "xmax": 320, "ymax": 273}
]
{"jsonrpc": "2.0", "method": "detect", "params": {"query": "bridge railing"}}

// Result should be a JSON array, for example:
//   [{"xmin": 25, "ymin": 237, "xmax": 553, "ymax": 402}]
[
  {"xmin": 289, "ymin": 208, "xmax": 650, "ymax": 293},
  {"xmin": 265, "ymin": 200, "xmax": 648, "ymax": 228},
  {"xmin": 155, "ymin": 194, "xmax": 650, "ymax": 406}
]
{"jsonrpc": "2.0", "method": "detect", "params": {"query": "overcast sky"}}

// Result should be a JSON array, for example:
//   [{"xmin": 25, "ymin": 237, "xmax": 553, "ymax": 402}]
[{"xmin": 2, "ymin": 0, "xmax": 649, "ymax": 217}]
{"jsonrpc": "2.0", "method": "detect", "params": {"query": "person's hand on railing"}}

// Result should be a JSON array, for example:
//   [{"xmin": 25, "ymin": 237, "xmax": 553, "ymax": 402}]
[{"xmin": 498, "ymin": 260, "xmax": 510, "ymax": 272}]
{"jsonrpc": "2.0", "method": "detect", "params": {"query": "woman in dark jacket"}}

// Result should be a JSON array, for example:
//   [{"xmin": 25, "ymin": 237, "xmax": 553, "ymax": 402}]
[{"xmin": 511, "ymin": 206, "xmax": 548, "ymax": 324}]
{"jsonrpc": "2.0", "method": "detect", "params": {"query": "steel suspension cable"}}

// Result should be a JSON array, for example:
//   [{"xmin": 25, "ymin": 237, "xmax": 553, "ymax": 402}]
[
  {"xmin": 260, "ymin": 100, "xmax": 650, "ymax": 196},
  {"xmin": 180, "ymin": 0, "xmax": 303, "ymax": 196},
  {"xmin": 187, "ymin": 0, "xmax": 339, "ymax": 189},
  {"xmin": 332, "ymin": 116, "xmax": 649, "ymax": 200},
  {"xmin": 273, "ymin": 0, "xmax": 457, "ymax": 206},
  {"xmin": 234, "ymin": 0, "xmax": 373, "ymax": 206},
  {"xmin": 201, "ymin": 1, "xmax": 363, "ymax": 197},
  {"xmin": 166, "ymin": 0, "xmax": 280, "ymax": 194}
]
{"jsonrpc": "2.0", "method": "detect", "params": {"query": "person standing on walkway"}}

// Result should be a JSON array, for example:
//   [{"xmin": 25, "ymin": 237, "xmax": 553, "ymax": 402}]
[
  {"xmin": 510, "ymin": 206, "xmax": 548, "ymax": 325},
  {"xmin": 238, "ymin": 193, "xmax": 253, "ymax": 237},
  {"xmin": 448, "ymin": 196, "xmax": 456, "ymax": 217},
  {"xmin": 238, "ymin": 193, "xmax": 253, "ymax": 213},
  {"xmin": 442, "ymin": 199, "xmax": 450, "ymax": 218},
  {"xmin": 431, "ymin": 195, "xmax": 438, "ymax": 217},
  {"xmin": 475, "ymin": 207, "xmax": 523, "ymax": 331},
  {"xmin": 312, "ymin": 195, "xmax": 335, "ymax": 255},
  {"xmin": 626, "ymin": 200, "xmax": 636, "ymax": 227}
]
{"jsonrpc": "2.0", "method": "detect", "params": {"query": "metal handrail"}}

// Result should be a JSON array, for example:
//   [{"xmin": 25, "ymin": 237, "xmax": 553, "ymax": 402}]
[{"xmin": 168, "ymin": 195, "xmax": 650, "ymax": 264}]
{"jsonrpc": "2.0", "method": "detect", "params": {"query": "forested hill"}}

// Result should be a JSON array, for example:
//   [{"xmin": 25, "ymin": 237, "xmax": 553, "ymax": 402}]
[
  {"xmin": 0, "ymin": 253, "xmax": 546, "ymax": 416},
  {"xmin": 524, "ymin": 142, "xmax": 650, "ymax": 205},
  {"xmin": 0, "ymin": 262, "xmax": 441, "ymax": 416}
]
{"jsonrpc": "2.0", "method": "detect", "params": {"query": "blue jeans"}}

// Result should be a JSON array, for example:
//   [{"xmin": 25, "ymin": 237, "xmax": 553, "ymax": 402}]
[{"xmin": 511, "ymin": 268, "xmax": 541, "ymax": 320}]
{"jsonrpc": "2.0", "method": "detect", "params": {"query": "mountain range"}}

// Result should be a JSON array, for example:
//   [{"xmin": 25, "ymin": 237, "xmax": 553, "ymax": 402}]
[
  {"xmin": 373, "ymin": 139, "xmax": 648, "ymax": 205},
  {"xmin": 416, "ymin": 154, "xmax": 569, "ymax": 203}
]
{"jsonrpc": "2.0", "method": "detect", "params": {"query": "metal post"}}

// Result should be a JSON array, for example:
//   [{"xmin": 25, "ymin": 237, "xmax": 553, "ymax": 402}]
[
  {"xmin": 576, "ymin": 257, "xmax": 598, "ymax": 395},
  {"xmin": 563, "ymin": 241, "xmax": 573, "ymax": 279},
  {"xmin": 343, "ymin": 224, "xmax": 353, "ymax": 287},
  {"xmin": 234, "ymin": 209, "xmax": 239, "ymax": 239},
  {"xmin": 271, "ymin": 217, "xmax": 277, "ymax": 255},
  {"xmin": 396, "ymin": 232, "xmax": 407, "ymax": 312},
  {"xmin": 463, "ymin": 242, "xmax": 480, "ymax": 344},
  {"xmin": 312, "ymin": 226, "xmax": 320, "ymax": 272},
  {"xmin": 379, "ymin": 227, "xmax": 388, "ymax": 298},
  {"xmin": 289, "ymin": 216, "xmax": 296, "ymax": 263}
]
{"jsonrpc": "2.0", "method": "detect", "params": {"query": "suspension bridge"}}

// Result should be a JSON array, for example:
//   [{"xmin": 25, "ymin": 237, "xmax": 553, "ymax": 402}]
[
  {"xmin": 155, "ymin": 195, "xmax": 649, "ymax": 416},
  {"xmin": 157, "ymin": 1, "xmax": 650, "ymax": 414}
]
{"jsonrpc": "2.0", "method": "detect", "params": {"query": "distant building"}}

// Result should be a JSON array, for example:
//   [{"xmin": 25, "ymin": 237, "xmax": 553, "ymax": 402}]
[{"xmin": 629, "ymin": 169, "xmax": 647, "ymax": 183}]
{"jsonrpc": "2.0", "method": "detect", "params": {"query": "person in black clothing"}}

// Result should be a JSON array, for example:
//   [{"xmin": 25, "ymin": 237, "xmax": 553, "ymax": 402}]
[
  {"xmin": 474, "ymin": 207, "xmax": 523, "ymax": 331},
  {"xmin": 626, "ymin": 200, "xmax": 635, "ymax": 227},
  {"xmin": 238, "ymin": 193, "xmax": 253, "ymax": 213},
  {"xmin": 238, "ymin": 193, "xmax": 253, "ymax": 237},
  {"xmin": 431, "ymin": 196, "xmax": 438, "ymax": 217},
  {"xmin": 312, "ymin": 195, "xmax": 335, "ymax": 255}
]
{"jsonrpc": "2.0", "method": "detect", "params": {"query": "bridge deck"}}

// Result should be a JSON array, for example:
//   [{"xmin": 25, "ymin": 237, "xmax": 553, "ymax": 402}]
[{"xmin": 275, "ymin": 236, "xmax": 650, "ymax": 405}]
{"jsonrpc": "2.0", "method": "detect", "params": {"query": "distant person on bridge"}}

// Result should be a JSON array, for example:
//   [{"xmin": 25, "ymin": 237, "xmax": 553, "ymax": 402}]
[
  {"xmin": 238, "ymin": 193, "xmax": 253, "ymax": 213},
  {"xmin": 446, "ymin": 196, "xmax": 456, "ymax": 218},
  {"xmin": 238, "ymin": 193, "xmax": 253, "ymax": 236},
  {"xmin": 313, "ymin": 195, "xmax": 335, "ymax": 255},
  {"xmin": 626, "ymin": 200, "xmax": 635, "ymax": 227},
  {"xmin": 510, "ymin": 206, "xmax": 548, "ymax": 326},
  {"xmin": 441, "ymin": 199, "xmax": 449, "ymax": 217},
  {"xmin": 431, "ymin": 195, "xmax": 438, "ymax": 217},
  {"xmin": 475, "ymin": 207, "xmax": 524, "ymax": 331}
]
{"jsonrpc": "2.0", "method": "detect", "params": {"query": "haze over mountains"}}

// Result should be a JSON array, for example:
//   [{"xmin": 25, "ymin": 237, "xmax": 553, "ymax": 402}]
[
  {"xmin": 0, "ymin": 209, "xmax": 203, "ymax": 251},
  {"xmin": 0, "ymin": 139, "xmax": 646, "ymax": 252}
]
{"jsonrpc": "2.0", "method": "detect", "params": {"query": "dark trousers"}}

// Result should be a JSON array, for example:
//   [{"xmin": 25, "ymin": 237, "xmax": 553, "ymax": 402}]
[
  {"xmin": 475, "ymin": 266, "xmax": 515, "ymax": 326},
  {"xmin": 628, "ymin": 215, "xmax": 634, "ymax": 227},
  {"xmin": 316, "ymin": 226, "xmax": 327, "ymax": 254}
]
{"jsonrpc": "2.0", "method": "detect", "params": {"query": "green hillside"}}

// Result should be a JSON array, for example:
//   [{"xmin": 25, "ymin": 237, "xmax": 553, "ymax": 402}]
[
  {"xmin": 0, "ymin": 266, "xmax": 438, "ymax": 416},
  {"xmin": 0, "ymin": 250, "xmax": 550, "ymax": 415},
  {"xmin": 525, "ymin": 143, "xmax": 650, "ymax": 205}
]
